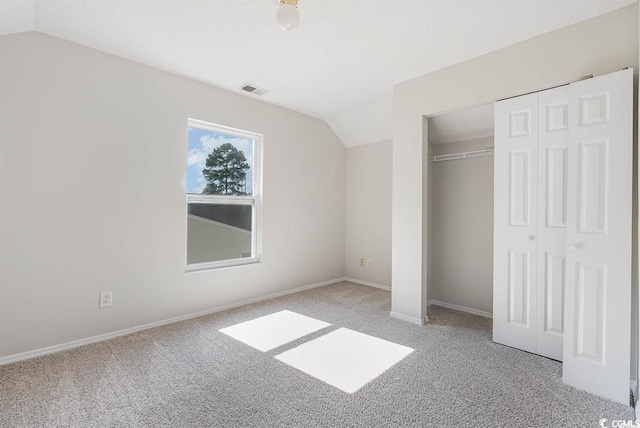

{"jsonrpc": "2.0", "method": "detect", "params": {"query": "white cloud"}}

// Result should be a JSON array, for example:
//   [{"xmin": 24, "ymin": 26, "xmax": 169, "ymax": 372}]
[
  {"xmin": 199, "ymin": 135, "xmax": 254, "ymax": 167},
  {"xmin": 187, "ymin": 148, "xmax": 206, "ymax": 169}
]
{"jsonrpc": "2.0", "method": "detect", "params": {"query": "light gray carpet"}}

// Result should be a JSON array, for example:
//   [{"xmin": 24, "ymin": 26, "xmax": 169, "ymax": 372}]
[{"xmin": 0, "ymin": 281, "xmax": 634, "ymax": 427}]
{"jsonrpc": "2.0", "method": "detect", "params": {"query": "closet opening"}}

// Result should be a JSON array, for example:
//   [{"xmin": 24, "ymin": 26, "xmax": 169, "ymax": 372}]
[
  {"xmin": 426, "ymin": 103, "xmax": 495, "ymax": 321},
  {"xmin": 423, "ymin": 69, "xmax": 633, "ymax": 405}
]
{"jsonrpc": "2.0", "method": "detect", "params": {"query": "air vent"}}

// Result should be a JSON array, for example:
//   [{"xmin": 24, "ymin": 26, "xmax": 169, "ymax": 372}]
[{"xmin": 239, "ymin": 83, "xmax": 268, "ymax": 96}]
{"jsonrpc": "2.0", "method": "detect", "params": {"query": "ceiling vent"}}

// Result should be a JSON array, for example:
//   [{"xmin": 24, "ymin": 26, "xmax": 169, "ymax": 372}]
[{"xmin": 239, "ymin": 84, "xmax": 268, "ymax": 96}]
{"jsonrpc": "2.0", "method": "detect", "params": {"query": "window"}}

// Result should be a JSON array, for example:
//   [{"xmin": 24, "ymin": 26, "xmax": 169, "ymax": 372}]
[{"xmin": 186, "ymin": 118, "xmax": 262, "ymax": 271}]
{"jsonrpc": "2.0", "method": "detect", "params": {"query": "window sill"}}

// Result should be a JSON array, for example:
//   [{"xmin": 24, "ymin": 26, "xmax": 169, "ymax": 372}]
[{"xmin": 185, "ymin": 257, "xmax": 259, "ymax": 273}]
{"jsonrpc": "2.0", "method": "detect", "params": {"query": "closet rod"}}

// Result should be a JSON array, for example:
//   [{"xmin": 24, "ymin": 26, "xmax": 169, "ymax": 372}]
[
  {"xmin": 429, "ymin": 148, "xmax": 494, "ymax": 163},
  {"xmin": 496, "ymin": 74, "xmax": 592, "ymax": 102}
]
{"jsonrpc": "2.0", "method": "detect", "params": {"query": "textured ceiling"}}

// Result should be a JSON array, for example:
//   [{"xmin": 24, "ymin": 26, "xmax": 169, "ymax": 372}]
[{"xmin": 1, "ymin": 0, "xmax": 636, "ymax": 147}]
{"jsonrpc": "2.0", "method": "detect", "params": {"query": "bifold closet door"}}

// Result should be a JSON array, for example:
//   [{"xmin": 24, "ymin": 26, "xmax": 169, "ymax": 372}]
[
  {"xmin": 493, "ymin": 92, "xmax": 539, "ymax": 354},
  {"xmin": 536, "ymin": 86, "xmax": 570, "ymax": 362},
  {"xmin": 494, "ymin": 87, "xmax": 568, "ymax": 362},
  {"xmin": 494, "ymin": 69, "xmax": 632, "ymax": 405},
  {"xmin": 562, "ymin": 69, "xmax": 633, "ymax": 405}
]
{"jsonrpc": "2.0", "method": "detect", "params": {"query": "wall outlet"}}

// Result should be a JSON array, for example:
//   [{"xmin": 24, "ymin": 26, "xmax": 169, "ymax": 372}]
[
  {"xmin": 360, "ymin": 257, "xmax": 365, "ymax": 267},
  {"xmin": 366, "ymin": 258, "xmax": 373, "ymax": 269},
  {"xmin": 99, "ymin": 291, "xmax": 113, "ymax": 308}
]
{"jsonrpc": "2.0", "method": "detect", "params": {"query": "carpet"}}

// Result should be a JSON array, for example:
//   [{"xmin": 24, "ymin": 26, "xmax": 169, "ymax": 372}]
[{"xmin": 0, "ymin": 281, "xmax": 634, "ymax": 427}]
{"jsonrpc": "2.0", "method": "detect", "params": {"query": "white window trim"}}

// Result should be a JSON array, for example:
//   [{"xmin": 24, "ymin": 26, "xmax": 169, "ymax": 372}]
[{"xmin": 185, "ymin": 119, "xmax": 263, "ymax": 273}]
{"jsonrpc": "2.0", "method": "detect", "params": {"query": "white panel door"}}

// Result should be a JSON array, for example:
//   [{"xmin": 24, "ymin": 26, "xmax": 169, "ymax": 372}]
[
  {"xmin": 493, "ymin": 93, "xmax": 539, "ymax": 354},
  {"xmin": 536, "ymin": 86, "xmax": 570, "ymax": 361},
  {"xmin": 563, "ymin": 69, "xmax": 633, "ymax": 405}
]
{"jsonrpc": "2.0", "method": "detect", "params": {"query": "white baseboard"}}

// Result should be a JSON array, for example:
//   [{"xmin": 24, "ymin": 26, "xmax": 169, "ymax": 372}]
[
  {"xmin": 0, "ymin": 277, "xmax": 345, "ymax": 367},
  {"xmin": 427, "ymin": 300, "xmax": 493, "ymax": 319},
  {"xmin": 344, "ymin": 278, "xmax": 423, "ymax": 325},
  {"xmin": 389, "ymin": 311, "xmax": 425, "ymax": 325},
  {"xmin": 342, "ymin": 277, "xmax": 391, "ymax": 291}
]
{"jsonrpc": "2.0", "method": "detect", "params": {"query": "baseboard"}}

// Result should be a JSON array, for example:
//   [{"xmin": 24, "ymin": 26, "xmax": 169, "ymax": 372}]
[
  {"xmin": 342, "ymin": 277, "xmax": 391, "ymax": 291},
  {"xmin": 345, "ymin": 279, "xmax": 420, "ymax": 325},
  {"xmin": 427, "ymin": 300, "xmax": 493, "ymax": 319},
  {"xmin": 389, "ymin": 311, "xmax": 425, "ymax": 325},
  {"xmin": 0, "ymin": 277, "xmax": 345, "ymax": 367}
]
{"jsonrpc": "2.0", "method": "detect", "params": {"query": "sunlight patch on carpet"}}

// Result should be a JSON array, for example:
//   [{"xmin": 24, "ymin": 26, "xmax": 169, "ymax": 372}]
[
  {"xmin": 219, "ymin": 310, "xmax": 330, "ymax": 351},
  {"xmin": 275, "ymin": 328, "xmax": 414, "ymax": 393}
]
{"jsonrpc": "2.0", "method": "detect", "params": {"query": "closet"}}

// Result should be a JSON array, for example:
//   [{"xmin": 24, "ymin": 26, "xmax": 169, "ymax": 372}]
[
  {"xmin": 427, "ymin": 105, "xmax": 495, "ymax": 319},
  {"xmin": 492, "ymin": 69, "xmax": 633, "ymax": 404}
]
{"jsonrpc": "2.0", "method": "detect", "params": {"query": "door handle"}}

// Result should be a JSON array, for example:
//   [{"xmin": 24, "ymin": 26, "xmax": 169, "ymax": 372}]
[
  {"xmin": 570, "ymin": 243, "xmax": 582, "ymax": 251},
  {"xmin": 526, "ymin": 235, "xmax": 535, "ymax": 242}
]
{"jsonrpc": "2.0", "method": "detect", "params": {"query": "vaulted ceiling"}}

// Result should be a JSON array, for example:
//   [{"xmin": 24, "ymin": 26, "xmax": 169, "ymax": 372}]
[{"xmin": 1, "ymin": 0, "xmax": 636, "ymax": 147}]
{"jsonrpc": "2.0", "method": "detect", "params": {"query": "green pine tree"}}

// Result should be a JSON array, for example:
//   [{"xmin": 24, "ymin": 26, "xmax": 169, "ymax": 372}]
[{"xmin": 202, "ymin": 143, "xmax": 250, "ymax": 195}]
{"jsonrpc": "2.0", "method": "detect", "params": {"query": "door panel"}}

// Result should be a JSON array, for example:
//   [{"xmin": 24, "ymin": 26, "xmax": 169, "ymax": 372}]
[
  {"xmin": 577, "ymin": 140, "xmax": 608, "ymax": 234},
  {"xmin": 545, "ymin": 146, "xmax": 567, "ymax": 228},
  {"xmin": 536, "ymin": 85, "xmax": 569, "ymax": 361},
  {"xmin": 509, "ymin": 151, "xmax": 532, "ymax": 226},
  {"xmin": 508, "ymin": 250, "xmax": 530, "ymax": 325},
  {"xmin": 544, "ymin": 252, "xmax": 565, "ymax": 334},
  {"xmin": 493, "ymin": 93, "xmax": 538, "ymax": 354},
  {"xmin": 563, "ymin": 69, "xmax": 632, "ymax": 405},
  {"xmin": 574, "ymin": 262, "xmax": 606, "ymax": 363}
]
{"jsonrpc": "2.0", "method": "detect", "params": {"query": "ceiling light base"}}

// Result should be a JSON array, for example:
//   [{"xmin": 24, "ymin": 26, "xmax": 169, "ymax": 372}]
[{"xmin": 276, "ymin": 0, "xmax": 300, "ymax": 30}]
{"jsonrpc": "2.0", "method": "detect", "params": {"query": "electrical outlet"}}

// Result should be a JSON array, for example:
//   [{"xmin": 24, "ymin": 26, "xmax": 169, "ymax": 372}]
[
  {"xmin": 360, "ymin": 257, "xmax": 365, "ymax": 267},
  {"xmin": 99, "ymin": 291, "xmax": 113, "ymax": 308},
  {"xmin": 366, "ymin": 258, "xmax": 373, "ymax": 269}
]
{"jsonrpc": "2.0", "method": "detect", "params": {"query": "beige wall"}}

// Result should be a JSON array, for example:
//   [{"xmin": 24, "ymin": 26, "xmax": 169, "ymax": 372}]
[
  {"xmin": 345, "ymin": 140, "xmax": 392, "ymax": 287},
  {"xmin": 427, "ymin": 137, "xmax": 494, "ymax": 314},
  {"xmin": 392, "ymin": 4, "xmax": 639, "ymax": 323},
  {"xmin": 0, "ymin": 32, "xmax": 346, "ymax": 359}
]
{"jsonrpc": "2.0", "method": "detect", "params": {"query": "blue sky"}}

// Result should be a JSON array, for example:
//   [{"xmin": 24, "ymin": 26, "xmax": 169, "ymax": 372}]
[{"xmin": 186, "ymin": 127, "xmax": 254, "ymax": 194}]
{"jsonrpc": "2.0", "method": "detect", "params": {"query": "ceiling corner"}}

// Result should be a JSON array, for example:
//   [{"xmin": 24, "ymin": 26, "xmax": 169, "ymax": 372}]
[{"xmin": 327, "ymin": 97, "xmax": 393, "ymax": 148}]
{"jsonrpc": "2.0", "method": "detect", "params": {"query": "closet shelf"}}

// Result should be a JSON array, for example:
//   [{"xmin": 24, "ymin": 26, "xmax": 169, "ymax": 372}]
[{"xmin": 429, "ymin": 148, "xmax": 494, "ymax": 163}]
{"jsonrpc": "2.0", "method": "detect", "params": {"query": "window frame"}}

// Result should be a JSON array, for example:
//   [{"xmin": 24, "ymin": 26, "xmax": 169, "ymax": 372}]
[{"xmin": 185, "ymin": 118, "xmax": 263, "ymax": 273}]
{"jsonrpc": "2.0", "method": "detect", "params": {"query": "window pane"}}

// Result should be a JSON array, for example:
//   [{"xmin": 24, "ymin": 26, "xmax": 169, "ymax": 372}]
[
  {"xmin": 187, "ymin": 127, "xmax": 254, "ymax": 196},
  {"xmin": 187, "ymin": 203, "xmax": 253, "ymax": 265}
]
